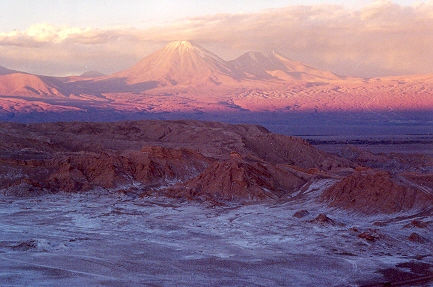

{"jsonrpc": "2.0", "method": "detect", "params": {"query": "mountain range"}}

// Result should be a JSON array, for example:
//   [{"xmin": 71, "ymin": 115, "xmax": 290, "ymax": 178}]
[{"xmin": 0, "ymin": 40, "xmax": 433, "ymax": 120}]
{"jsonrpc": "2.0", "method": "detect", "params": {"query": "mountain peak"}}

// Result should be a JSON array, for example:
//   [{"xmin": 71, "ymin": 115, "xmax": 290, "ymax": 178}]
[
  {"xmin": 111, "ymin": 41, "xmax": 340, "ymax": 86},
  {"xmin": 164, "ymin": 40, "xmax": 198, "ymax": 54},
  {"xmin": 243, "ymin": 51, "xmax": 266, "ymax": 61},
  {"xmin": 113, "ymin": 40, "xmax": 240, "ymax": 86},
  {"xmin": 80, "ymin": 71, "xmax": 105, "ymax": 78},
  {"xmin": 166, "ymin": 40, "xmax": 194, "ymax": 48}
]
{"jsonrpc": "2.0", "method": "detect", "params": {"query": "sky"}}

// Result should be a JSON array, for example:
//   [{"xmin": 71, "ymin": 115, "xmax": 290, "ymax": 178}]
[
  {"xmin": 0, "ymin": 0, "xmax": 432, "ymax": 77},
  {"xmin": 0, "ymin": 1, "xmax": 403, "ymax": 30}
]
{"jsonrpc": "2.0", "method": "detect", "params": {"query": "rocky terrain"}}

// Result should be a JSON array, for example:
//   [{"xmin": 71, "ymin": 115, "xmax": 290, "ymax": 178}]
[
  {"xmin": 0, "ymin": 120, "xmax": 346, "ymax": 199},
  {"xmin": 0, "ymin": 120, "xmax": 432, "ymax": 212},
  {"xmin": 1, "ymin": 120, "xmax": 432, "ymax": 286}
]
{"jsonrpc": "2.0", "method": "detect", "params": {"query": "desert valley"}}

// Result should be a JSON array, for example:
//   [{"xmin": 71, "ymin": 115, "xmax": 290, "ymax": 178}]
[
  {"xmin": 1, "ymin": 1, "xmax": 433, "ymax": 286},
  {"xmin": 0, "ymin": 120, "xmax": 432, "ymax": 286}
]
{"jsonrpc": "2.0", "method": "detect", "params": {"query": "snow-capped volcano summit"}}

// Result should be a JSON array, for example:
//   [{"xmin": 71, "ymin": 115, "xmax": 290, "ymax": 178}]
[
  {"xmin": 113, "ymin": 40, "xmax": 241, "ymax": 86},
  {"xmin": 164, "ymin": 40, "xmax": 195, "ymax": 51},
  {"xmin": 112, "ymin": 41, "xmax": 341, "ymax": 86}
]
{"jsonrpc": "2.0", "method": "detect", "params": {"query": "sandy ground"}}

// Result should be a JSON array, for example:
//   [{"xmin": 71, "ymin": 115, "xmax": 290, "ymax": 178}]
[{"xmin": 0, "ymin": 183, "xmax": 432, "ymax": 286}]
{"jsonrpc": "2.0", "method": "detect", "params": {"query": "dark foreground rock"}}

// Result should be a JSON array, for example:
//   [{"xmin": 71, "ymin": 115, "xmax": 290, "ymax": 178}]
[
  {"xmin": 0, "ymin": 120, "xmax": 348, "ymax": 202},
  {"xmin": 0, "ymin": 120, "xmax": 432, "ymax": 213}
]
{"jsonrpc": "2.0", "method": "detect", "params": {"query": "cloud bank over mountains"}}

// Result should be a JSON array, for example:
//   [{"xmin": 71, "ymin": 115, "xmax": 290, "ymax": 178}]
[{"xmin": 1, "ymin": 1, "xmax": 433, "ymax": 77}]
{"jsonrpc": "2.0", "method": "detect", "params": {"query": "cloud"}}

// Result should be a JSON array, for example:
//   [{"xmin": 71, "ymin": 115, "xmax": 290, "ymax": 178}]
[
  {"xmin": 0, "ymin": 24, "xmax": 140, "ymax": 46},
  {"xmin": 1, "ymin": 1, "xmax": 433, "ymax": 77}
]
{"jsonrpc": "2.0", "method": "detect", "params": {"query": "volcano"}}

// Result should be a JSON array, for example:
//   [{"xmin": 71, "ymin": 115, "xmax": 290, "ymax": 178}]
[
  {"xmin": 229, "ymin": 50, "xmax": 341, "ymax": 82},
  {"xmin": 112, "ymin": 40, "xmax": 243, "ymax": 86},
  {"xmin": 0, "ymin": 40, "xmax": 433, "ymax": 118},
  {"xmin": 111, "ymin": 41, "xmax": 341, "ymax": 86}
]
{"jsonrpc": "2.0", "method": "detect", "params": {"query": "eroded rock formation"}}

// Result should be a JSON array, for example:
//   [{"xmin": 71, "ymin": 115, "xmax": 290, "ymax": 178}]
[{"xmin": 0, "ymin": 120, "xmax": 432, "ymax": 214}]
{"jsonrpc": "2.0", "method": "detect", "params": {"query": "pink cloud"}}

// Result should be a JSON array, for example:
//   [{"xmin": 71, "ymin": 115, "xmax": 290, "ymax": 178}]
[{"xmin": 1, "ymin": 2, "xmax": 433, "ymax": 77}]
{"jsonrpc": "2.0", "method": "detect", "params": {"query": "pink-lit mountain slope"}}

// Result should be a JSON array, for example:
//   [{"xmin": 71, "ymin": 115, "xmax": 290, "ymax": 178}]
[
  {"xmin": 110, "ymin": 41, "xmax": 341, "ymax": 86},
  {"xmin": 111, "ymin": 41, "xmax": 243, "ymax": 87},
  {"xmin": 229, "ymin": 50, "xmax": 341, "ymax": 82},
  {"xmin": 0, "ymin": 41, "xmax": 433, "ymax": 116},
  {"xmin": 0, "ymin": 71, "xmax": 63, "ymax": 98}
]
